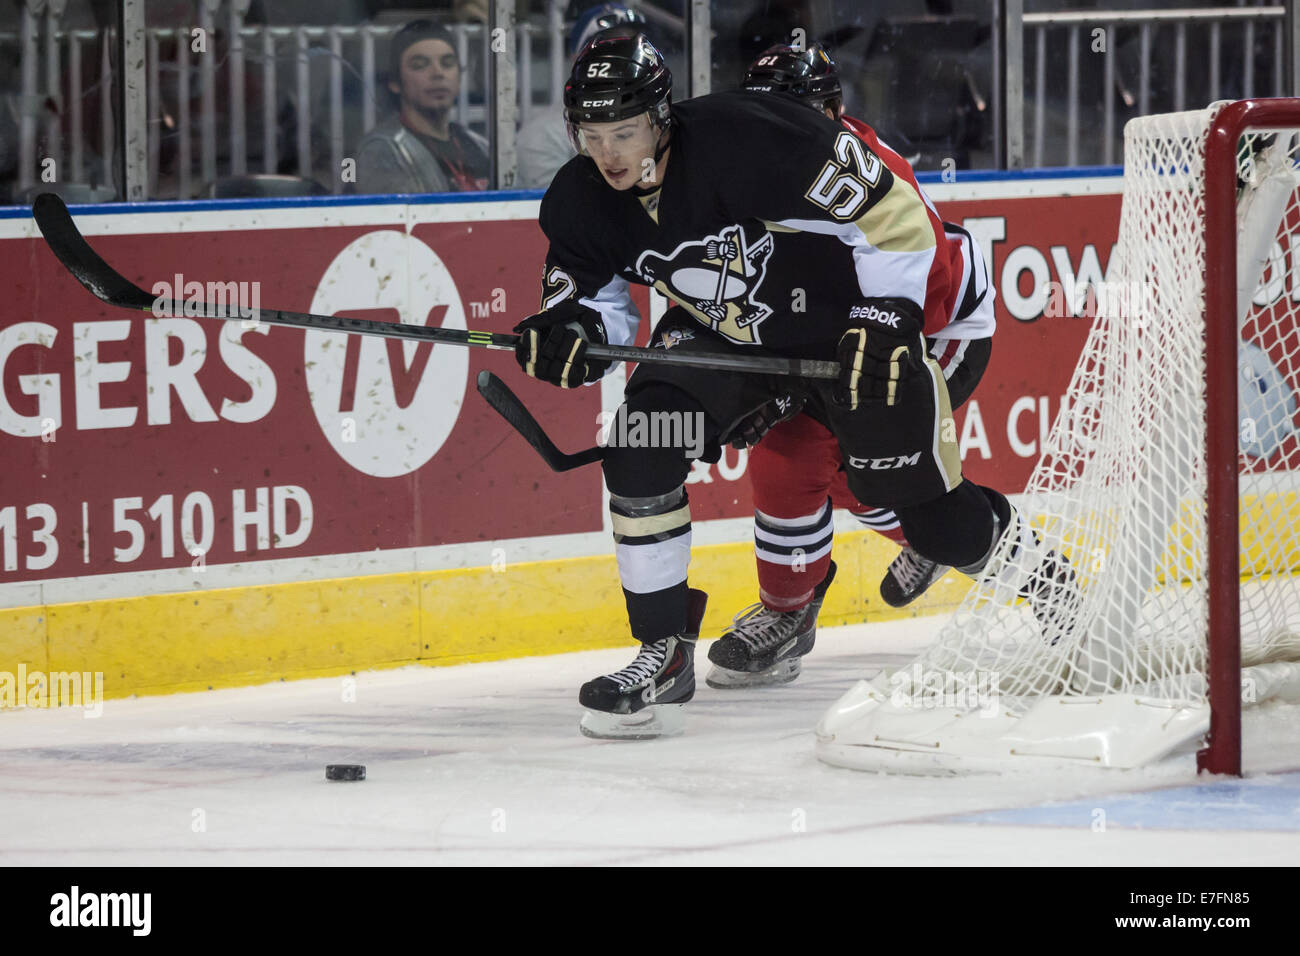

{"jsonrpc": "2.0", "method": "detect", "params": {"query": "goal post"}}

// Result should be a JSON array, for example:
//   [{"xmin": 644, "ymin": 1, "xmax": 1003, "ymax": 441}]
[
  {"xmin": 1202, "ymin": 98, "xmax": 1300, "ymax": 775},
  {"xmin": 816, "ymin": 99, "xmax": 1300, "ymax": 776}
]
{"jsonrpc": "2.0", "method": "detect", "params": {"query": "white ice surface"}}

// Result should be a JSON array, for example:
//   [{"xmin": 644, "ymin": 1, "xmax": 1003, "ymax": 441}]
[{"xmin": 2, "ymin": 616, "xmax": 1298, "ymax": 866}]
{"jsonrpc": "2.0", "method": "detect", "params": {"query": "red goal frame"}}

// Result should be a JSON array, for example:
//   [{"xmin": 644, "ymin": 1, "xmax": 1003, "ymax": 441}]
[{"xmin": 1201, "ymin": 97, "xmax": 1300, "ymax": 776}]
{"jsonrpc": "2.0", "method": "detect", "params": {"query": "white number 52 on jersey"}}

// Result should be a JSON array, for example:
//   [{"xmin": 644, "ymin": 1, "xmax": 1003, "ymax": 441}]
[
  {"xmin": 541, "ymin": 266, "xmax": 577, "ymax": 310},
  {"xmin": 805, "ymin": 131, "xmax": 884, "ymax": 220}
]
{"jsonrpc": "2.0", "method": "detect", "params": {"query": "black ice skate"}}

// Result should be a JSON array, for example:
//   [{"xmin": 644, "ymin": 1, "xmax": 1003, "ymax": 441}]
[
  {"xmin": 1021, "ymin": 548, "xmax": 1080, "ymax": 647},
  {"xmin": 879, "ymin": 547, "xmax": 948, "ymax": 608},
  {"xmin": 706, "ymin": 561, "xmax": 837, "ymax": 688},
  {"xmin": 970, "ymin": 505, "xmax": 1082, "ymax": 648},
  {"xmin": 578, "ymin": 588, "xmax": 707, "ymax": 739}
]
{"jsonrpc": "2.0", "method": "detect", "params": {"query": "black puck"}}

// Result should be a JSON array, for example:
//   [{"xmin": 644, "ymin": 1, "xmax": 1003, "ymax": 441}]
[{"xmin": 325, "ymin": 764, "xmax": 365, "ymax": 781}]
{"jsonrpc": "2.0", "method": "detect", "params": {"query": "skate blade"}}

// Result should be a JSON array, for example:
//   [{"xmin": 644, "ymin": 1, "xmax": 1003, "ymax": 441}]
[
  {"xmin": 705, "ymin": 657, "xmax": 801, "ymax": 689},
  {"xmin": 579, "ymin": 703, "xmax": 686, "ymax": 740}
]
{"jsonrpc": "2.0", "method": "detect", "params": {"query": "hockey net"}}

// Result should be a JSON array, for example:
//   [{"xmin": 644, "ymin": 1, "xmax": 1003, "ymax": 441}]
[{"xmin": 817, "ymin": 100, "xmax": 1300, "ymax": 774}]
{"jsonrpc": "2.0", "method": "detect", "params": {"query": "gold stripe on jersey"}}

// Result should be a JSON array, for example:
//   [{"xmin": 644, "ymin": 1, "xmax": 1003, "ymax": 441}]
[
  {"xmin": 926, "ymin": 356, "xmax": 963, "ymax": 490},
  {"xmin": 850, "ymin": 175, "xmax": 936, "ymax": 255}
]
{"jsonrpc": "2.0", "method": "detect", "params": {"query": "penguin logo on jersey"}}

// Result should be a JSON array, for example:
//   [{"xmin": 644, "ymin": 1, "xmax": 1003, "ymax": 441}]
[
  {"xmin": 655, "ymin": 327, "xmax": 695, "ymax": 350},
  {"xmin": 635, "ymin": 225, "xmax": 775, "ymax": 344}
]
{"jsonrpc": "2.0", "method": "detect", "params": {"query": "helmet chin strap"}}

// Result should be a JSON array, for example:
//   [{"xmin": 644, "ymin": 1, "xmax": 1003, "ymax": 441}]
[{"xmin": 652, "ymin": 126, "xmax": 671, "ymax": 163}]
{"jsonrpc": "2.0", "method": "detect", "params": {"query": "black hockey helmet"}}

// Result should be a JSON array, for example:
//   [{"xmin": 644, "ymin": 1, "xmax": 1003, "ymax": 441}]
[
  {"xmin": 564, "ymin": 32, "xmax": 673, "ymax": 153},
  {"xmin": 743, "ymin": 43, "xmax": 842, "ymax": 115}
]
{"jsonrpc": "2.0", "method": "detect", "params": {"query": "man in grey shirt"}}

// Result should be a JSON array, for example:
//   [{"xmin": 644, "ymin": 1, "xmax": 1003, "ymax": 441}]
[{"xmin": 350, "ymin": 20, "xmax": 490, "ymax": 195}]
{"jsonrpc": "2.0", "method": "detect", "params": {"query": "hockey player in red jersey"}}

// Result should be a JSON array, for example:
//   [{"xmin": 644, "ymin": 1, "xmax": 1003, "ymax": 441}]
[
  {"xmin": 704, "ymin": 43, "xmax": 997, "ymax": 689},
  {"xmin": 513, "ymin": 32, "xmax": 1072, "ymax": 738}
]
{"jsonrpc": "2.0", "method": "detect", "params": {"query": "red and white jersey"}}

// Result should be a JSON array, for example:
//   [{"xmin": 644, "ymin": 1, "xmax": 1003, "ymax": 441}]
[{"xmin": 840, "ymin": 114, "xmax": 995, "ymax": 342}]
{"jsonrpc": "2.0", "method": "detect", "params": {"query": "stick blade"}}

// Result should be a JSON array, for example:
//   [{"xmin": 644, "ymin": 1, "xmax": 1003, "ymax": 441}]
[
  {"xmin": 476, "ymin": 370, "xmax": 603, "ymax": 472},
  {"xmin": 32, "ymin": 192, "xmax": 154, "ymax": 310}
]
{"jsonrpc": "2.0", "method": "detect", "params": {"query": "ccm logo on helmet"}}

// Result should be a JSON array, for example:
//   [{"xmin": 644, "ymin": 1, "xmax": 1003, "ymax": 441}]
[
  {"xmin": 848, "ymin": 304, "xmax": 903, "ymax": 328},
  {"xmin": 584, "ymin": 98, "xmax": 616, "ymax": 107},
  {"xmin": 847, "ymin": 452, "xmax": 922, "ymax": 470}
]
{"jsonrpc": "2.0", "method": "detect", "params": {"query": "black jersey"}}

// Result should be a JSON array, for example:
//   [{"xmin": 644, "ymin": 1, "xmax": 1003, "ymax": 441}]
[{"xmin": 537, "ymin": 89, "xmax": 940, "ymax": 358}]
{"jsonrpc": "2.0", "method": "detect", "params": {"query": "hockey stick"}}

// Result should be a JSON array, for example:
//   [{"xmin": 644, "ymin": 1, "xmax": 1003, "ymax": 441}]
[
  {"xmin": 475, "ymin": 371, "xmax": 603, "ymax": 471},
  {"xmin": 31, "ymin": 193, "xmax": 840, "ymax": 380}
]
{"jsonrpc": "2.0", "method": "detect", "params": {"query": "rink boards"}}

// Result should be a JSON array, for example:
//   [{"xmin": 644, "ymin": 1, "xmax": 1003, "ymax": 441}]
[{"xmin": 1, "ymin": 171, "xmax": 1145, "ymax": 701}]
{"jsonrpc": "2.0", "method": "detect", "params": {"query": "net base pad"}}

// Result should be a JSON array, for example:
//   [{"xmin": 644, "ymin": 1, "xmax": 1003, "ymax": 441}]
[{"xmin": 813, "ymin": 665, "xmax": 1300, "ymax": 775}]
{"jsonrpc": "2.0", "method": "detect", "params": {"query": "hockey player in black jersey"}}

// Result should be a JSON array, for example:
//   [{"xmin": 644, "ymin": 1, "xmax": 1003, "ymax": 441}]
[
  {"xmin": 514, "ymin": 33, "xmax": 1075, "ymax": 738},
  {"xmin": 703, "ymin": 44, "xmax": 1000, "ymax": 690}
]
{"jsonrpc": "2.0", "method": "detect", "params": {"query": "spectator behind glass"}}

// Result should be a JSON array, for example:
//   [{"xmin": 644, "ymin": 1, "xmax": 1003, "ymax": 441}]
[
  {"xmin": 350, "ymin": 20, "xmax": 489, "ymax": 194},
  {"xmin": 515, "ymin": 3, "xmax": 647, "ymax": 190}
]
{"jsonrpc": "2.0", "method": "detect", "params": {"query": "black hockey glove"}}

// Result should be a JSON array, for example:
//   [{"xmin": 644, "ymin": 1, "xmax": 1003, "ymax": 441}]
[
  {"xmin": 513, "ymin": 300, "xmax": 610, "ymax": 389},
  {"xmin": 833, "ymin": 298, "xmax": 927, "ymax": 410},
  {"xmin": 724, "ymin": 392, "xmax": 806, "ymax": 449}
]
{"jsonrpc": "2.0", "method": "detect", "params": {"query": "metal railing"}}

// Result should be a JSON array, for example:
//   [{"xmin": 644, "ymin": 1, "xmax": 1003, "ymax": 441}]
[
  {"xmin": 1017, "ymin": 5, "xmax": 1290, "ymax": 168},
  {"xmin": 4, "ymin": 1, "xmax": 1300, "ymax": 201},
  {"xmin": 4, "ymin": 4, "xmax": 570, "ymax": 199}
]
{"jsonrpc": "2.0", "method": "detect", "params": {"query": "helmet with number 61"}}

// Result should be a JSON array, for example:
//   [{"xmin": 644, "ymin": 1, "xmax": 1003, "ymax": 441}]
[
  {"xmin": 743, "ymin": 43, "xmax": 843, "ymax": 119},
  {"xmin": 563, "ymin": 32, "xmax": 673, "ymax": 190}
]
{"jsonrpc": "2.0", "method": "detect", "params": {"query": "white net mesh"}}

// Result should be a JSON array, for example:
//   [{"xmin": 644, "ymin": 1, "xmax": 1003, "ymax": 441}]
[{"xmin": 887, "ymin": 103, "xmax": 1300, "ymax": 726}]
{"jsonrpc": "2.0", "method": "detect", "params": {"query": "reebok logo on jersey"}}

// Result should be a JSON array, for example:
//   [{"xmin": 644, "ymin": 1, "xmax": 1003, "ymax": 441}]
[
  {"xmin": 849, "ymin": 304, "xmax": 903, "ymax": 328},
  {"xmin": 847, "ymin": 452, "xmax": 922, "ymax": 470}
]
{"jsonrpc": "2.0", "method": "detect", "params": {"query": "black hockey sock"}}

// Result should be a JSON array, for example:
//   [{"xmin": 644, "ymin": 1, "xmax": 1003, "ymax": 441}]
[
  {"xmin": 894, "ymin": 479, "xmax": 1005, "ymax": 571},
  {"xmin": 610, "ymin": 487, "xmax": 691, "ymax": 642},
  {"xmin": 955, "ymin": 484, "xmax": 1016, "ymax": 576}
]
